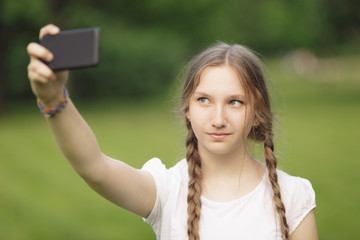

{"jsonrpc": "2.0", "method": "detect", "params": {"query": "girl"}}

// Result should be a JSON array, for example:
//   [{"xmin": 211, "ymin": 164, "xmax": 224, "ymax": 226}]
[{"xmin": 27, "ymin": 24, "xmax": 317, "ymax": 240}]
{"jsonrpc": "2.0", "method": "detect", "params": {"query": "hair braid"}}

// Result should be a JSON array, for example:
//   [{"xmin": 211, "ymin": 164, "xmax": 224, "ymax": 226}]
[
  {"xmin": 185, "ymin": 120, "xmax": 202, "ymax": 240},
  {"xmin": 264, "ymin": 133, "xmax": 289, "ymax": 240}
]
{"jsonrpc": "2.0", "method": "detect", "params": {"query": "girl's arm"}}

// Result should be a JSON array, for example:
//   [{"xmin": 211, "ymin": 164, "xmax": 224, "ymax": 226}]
[
  {"xmin": 27, "ymin": 24, "xmax": 156, "ymax": 218},
  {"xmin": 290, "ymin": 210, "xmax": 318, "ymax": 240}
]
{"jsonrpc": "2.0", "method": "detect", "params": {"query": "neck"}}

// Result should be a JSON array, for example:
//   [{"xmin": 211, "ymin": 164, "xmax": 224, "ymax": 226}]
[
  {"xmin": 199, "ymin": 145, "xmax": 253, "ymax": 178},
  {"xmin": 198, "ymin": 146, "xmax": 266, "ymax": 201}
]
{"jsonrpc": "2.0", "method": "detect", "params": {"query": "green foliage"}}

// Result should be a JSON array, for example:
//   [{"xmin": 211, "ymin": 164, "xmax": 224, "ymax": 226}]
[
  {"xmin": 1, "ymin": 0, "xmax": 359, "ymax": 101},
  {"xmin": 1, "ymin": 0, "xmax": 48, "ymax": 26},
  {"xmin": 71, "ymin": 25, "xmax": 188, "ymax": 98}
]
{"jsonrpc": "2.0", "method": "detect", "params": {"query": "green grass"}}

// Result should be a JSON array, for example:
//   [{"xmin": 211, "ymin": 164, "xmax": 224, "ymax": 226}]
[
  {"xmin": 1, "ymin": 56, "xmax": 359, "ymax": 239},
  {"xmin": 0, "ymin": 98, "xmax": 182, "ymax": 240}
]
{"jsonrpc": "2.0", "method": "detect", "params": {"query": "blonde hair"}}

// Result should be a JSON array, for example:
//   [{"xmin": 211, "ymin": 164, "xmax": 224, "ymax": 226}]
[{"xmin": 180, "ymin": 43, "xmax": 289, "ymax": 240}]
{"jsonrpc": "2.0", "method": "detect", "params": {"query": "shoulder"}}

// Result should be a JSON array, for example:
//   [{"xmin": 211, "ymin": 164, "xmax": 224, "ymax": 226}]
[
  {"xmin": 141, "ymin": 158, "xmax": 188, "ymax": 199},
  {"xmin": 276, "ymin": 169, "xmax": 314, "ymax": 194},
  {"xmin": 142, "ymin": 157, "xmax": 188, "ymax": 180},
  {"xmin": 276, "ymin": 169, "xmax": 316, "ymax": 203},
  {"xmin": 275, "ymin": 169, "xmax": 316, "ymax": 235}
]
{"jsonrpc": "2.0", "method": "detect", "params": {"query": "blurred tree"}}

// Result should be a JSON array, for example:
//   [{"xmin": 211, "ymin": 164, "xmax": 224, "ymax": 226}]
[
  {"xmin": 0, "ymin": 0, "xmax": 48, "ymax": 113},
  {"xmin": 0, "ymin": 19, "xmax": 6, "ymax": 115},
  {"xmin": 0, "ymin": 0, "xmax": 359, "ymax": 110},
  {"xmin": 324, "ymin": 0, "xmax": 360, "ymax": 46}
]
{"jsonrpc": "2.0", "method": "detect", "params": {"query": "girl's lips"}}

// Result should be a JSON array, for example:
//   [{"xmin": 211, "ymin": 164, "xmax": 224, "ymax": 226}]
[{"xmin": 207, "ymin": 133, "xmax": 231, "ymax": 140}]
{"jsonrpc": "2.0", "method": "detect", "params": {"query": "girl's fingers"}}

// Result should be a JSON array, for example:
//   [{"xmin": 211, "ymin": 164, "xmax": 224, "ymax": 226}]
[
  {"xmin": 28, "ymin": 24, "xmax": 60, "ymax": 61},
  {"xmin": 28, "ymin": 58, "xmax": 56, "ymax": 82},
  {"xmin": 28, "ymin": 70, "xmax": 49, "ymax": 84},
  {"xmin": 27, "ymin": 24, "xmax": 64, "ymax": 100},
  {"xmin": 27, "ymin": 42, "xmax": 53, "ymax": 62},
  {"xmin": 39, "ymin": 24, "xmax": 60, "ymax": 40}
]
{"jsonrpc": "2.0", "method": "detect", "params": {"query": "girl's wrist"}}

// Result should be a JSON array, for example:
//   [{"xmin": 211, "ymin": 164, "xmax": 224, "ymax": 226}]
[
  {"xmin": 36, "ymin": 87, "xmax": 67, "ymax": 107},
  {"xmin": 37, "ymin": 88, "xmax": 69, "ymax": 118}
]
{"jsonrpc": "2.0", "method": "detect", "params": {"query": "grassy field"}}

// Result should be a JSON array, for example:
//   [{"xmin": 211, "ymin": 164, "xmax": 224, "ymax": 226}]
[{"xmin": 1, "ymin": 56, "xmax": 359, "ymax": 239}]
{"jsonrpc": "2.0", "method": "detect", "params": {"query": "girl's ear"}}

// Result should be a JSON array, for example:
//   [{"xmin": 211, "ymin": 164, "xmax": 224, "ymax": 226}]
[
  {"xmin": 253, "ymin": 117, "xmax": 260, "ymax": 127},
  {"xmin": 186, "ymin": 111, "xmax": 190, "ymax": 120}
]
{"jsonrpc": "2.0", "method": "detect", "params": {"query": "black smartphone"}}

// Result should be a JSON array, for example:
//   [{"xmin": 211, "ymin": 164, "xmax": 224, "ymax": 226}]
[{"xmin": 40, "ymin": 27, "xmax": 100, "ymax": 71}]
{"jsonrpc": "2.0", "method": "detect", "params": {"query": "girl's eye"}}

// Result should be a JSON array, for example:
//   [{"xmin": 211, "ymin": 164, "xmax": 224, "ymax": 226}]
[
  {"xmin": 198, "ymin": 97, "xmax": 210, "ymax": 104},
  {"xmin": 229, "ymin": 100, "xmax": 243, "ymax": 107}
]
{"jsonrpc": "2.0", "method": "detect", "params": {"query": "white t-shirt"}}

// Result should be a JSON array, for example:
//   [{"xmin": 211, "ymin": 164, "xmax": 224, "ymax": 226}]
[{"xmin": 142, "ymin": 158, "xmax": 316, "ymax": 240}]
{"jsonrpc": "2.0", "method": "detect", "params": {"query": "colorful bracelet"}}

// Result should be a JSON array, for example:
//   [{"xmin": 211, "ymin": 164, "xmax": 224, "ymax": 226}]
[{"xmin": 37, "ymin": 88, "xmax": 69, "ymax": 118}]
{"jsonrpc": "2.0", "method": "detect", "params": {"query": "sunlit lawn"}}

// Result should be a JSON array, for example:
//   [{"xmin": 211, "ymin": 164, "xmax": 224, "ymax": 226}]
[{"xmin": 1, "ymin": 57, "xmax": 359, "ymax": 239}]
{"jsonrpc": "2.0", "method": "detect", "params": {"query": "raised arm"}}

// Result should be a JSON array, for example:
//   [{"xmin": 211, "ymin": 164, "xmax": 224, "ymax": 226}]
[{"xmin": 26, "ymin": 24, "xmax": 156, "ymax": 218}]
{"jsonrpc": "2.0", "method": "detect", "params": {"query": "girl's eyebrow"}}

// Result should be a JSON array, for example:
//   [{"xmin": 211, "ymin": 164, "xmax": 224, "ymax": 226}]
[
  {"xmin": 192, "ymin": 91, "xmax": 211, "ymax": 97},
  {"xmin": 227, "ymin": 94, "xmax": 246, "ymax": 99},
  {"xmin": 193, "ymin": 91, "xmax": 246, "ymax": 99}
]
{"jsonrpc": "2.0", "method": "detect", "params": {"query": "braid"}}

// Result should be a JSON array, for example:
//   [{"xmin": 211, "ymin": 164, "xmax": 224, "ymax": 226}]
[
  {"xmin": 264, "ymin": 133, "xmax": 289, "ymax": 240},
  {"xmin": 185, "ymin": 120, "xmax": 202, "ymax": 240}
]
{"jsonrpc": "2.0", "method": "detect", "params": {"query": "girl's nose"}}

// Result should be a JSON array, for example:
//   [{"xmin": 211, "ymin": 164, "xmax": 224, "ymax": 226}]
[{"xmin": 211, "ymin": 105, "xmax": 227, "ymax": 128}]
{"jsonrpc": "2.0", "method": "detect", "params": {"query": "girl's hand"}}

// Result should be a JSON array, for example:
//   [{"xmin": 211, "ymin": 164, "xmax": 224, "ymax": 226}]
[{"xmin": 27, "ymin": 24, "xmax": 69, "ymax": 107}]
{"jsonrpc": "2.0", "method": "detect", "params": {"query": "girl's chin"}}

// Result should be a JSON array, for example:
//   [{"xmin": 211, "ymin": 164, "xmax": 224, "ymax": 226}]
[{"xmin": 200, "ymin": 145, "xmax": 239, "ymax": 157}]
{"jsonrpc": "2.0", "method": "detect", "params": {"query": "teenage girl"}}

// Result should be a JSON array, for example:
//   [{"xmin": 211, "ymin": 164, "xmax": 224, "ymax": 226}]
[{"xmin": 27, "ymin": 24, "xmax": 318, "ymax": 240}]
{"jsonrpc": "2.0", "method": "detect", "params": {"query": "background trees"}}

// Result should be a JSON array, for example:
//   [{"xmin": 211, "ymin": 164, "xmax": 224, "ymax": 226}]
[{"xmin": 0, "ymin": 0, "xmax": 359, "ymax": 108}]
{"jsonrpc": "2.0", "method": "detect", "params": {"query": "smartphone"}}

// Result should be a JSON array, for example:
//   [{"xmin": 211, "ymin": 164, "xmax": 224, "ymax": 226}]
[{"xmin": 40, "ymin": 27, "xmax": 100, "ymax": 71}]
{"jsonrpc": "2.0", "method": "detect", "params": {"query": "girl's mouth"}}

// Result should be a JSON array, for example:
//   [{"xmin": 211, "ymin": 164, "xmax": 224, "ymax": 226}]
[{"xmin": 207, "ymin": 133, "xmax": 231, "ymax": 140}]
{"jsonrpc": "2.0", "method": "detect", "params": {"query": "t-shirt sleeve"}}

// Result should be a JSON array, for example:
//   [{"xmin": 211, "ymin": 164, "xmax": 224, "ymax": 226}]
[
  {"xmin": 141, "ymin": 158, "xmax": 169, "ymax": 228},
  {"xmin": 287, "ymin": 177, "xmax": 316, "ymax": 235}
]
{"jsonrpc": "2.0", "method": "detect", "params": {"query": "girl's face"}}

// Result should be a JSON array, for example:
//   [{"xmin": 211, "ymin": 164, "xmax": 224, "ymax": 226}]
[{"xmin": 187, "ymin": 65, "xmax": 255, "ymax": 158}]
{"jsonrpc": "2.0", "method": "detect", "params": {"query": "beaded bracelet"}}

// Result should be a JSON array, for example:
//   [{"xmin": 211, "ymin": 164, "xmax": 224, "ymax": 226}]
[{"xmin": 37, "ymin": 88, "xmax": 69, "ymax": 118}]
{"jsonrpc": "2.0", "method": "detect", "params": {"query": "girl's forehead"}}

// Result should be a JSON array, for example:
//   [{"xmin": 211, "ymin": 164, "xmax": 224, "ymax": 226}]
[{"xmin": 194, "ymin": 65, "xmax": 246, "ymax": 96}]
